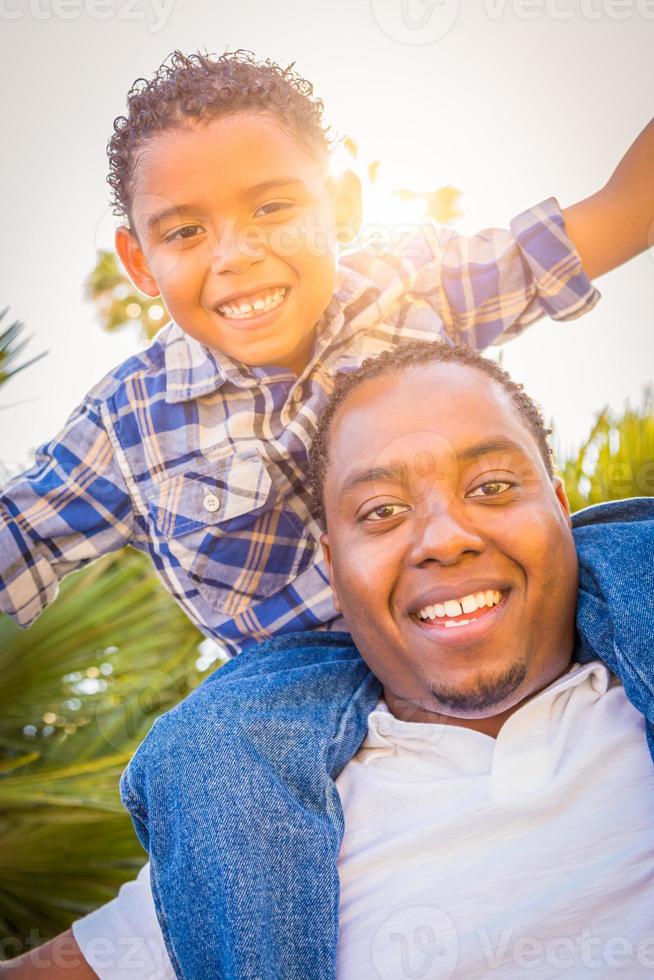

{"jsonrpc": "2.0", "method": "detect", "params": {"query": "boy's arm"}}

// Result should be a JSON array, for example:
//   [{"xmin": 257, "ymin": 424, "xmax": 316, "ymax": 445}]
[
  {"xmin": 396, "ymin": 197, "xmax": 602, "ymax": 350},
  {"xmin": 0, "ymin": 931, "xmax": 97, "ymax": 979},
  {"xmin": 0, "ymin": 396, "xmax": 135, "ymax": 627},
  {"xmin": 562, "ymin": 117, "xmax": 654, "ymax": 281}
]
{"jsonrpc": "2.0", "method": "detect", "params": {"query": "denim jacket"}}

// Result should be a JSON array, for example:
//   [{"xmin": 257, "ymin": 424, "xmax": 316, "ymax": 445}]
[{"xmin": 121, "ymin": 498, "xmax": 654, "ymax": 980}]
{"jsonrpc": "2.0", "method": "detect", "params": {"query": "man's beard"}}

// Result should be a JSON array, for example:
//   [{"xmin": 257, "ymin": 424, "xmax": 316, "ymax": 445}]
[{"xmin": 428, "ymin": 658, "xmax": 528, "ymax": 715}]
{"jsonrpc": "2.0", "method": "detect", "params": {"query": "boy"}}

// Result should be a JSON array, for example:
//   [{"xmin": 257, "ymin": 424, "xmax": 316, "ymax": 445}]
[{"xmin": 1, "ymin": 48, "xmax": 652, "ymax": 977}]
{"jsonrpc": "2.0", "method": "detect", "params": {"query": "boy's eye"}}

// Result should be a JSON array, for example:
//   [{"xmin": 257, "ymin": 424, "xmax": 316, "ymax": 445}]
[
  {"xmin": 253, "ymin": 201, "xmax": 292, "ymax": 218},
  {"xmin": 362, "ymin": 502, "xmax": 410, "ymax": 522},
  {"xmin": 164, "ymin": 225, "xmax": 203, "ymax": 244},
  {"xmin": 467, "ymin": 481, "xmax": 513, "ymax": 498}
]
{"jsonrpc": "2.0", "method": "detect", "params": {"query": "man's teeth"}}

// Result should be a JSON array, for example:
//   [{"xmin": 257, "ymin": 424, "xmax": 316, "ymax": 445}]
[
  {"xmin": 218, "ymin": 288, "xmax": 287, "ymax": 319},
  {"xmin": 416, "ymin": 590, "xmax": 503, "ymax": 622}
]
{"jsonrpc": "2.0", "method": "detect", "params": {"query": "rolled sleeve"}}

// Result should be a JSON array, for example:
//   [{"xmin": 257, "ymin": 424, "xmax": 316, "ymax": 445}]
[
  {"xmin": 0, "ymin": 398, "xmax": 135, "ymax": 627},
  {"xmin": 408, "ymin": 196, "xmax": 600, "ymax": 350},
  {"xmin": 507, "ymin": 196, "xmax": 600, "ymax": 325}
]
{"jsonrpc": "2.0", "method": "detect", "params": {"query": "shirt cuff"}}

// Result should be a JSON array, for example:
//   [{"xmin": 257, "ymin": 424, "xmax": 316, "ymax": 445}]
[
  {"xmin": 71, "ymin": 863, "xmax": 175, "ymax": 979},
  {"xmin": 510, "ymin": 196, "xmax": 601, "ymax": 321}
]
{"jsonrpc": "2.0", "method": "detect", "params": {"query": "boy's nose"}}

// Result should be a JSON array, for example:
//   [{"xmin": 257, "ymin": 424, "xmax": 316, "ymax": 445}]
[{"xmin": 210, "ymin": 224, "xmax": 266, "ymax": 276}]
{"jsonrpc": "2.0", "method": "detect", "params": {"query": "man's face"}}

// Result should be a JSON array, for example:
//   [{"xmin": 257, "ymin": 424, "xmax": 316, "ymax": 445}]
[
  {"xmin": 117, "ymin": 112, "xmax": 355, "ymax": 374},
  {"xmin": 321, "ymin": 363, "xmax": 579, "ymax": 724}
]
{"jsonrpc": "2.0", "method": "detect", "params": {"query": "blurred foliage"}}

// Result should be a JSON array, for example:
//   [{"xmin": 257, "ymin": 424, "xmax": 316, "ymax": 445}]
[
  {"xmin": 85, "ymin": 251, "xmax": 169, "ymax": 341},
  {"xmin": 0, "ymin": 550, "xmax": 220, "ymax": 952},
  {"xmin": 0, "ymin": 310, "xmax": 46, "ymax": 396},
  {"xmin": 562, "ymin": 388, "xmax": 654, "ymax": 512},
  {"xmin": 393, "ymin": 185, "xmax": 463, "ymax": 224}
]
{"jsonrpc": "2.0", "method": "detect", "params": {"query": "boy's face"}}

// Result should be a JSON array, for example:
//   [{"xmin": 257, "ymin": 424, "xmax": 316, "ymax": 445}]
[
  {"xmin": 117, "ymin": 112, "xmax": 358, "ymax": 374},
  {"xmin": 320, "ymin": 363, "xmax": 579, "ymax": 725}
]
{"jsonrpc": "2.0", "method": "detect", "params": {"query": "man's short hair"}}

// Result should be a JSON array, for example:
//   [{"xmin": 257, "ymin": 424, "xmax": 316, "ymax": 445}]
[{"xmin": 308, "ymin": 341, "xmax": 555, "ymax": 526}]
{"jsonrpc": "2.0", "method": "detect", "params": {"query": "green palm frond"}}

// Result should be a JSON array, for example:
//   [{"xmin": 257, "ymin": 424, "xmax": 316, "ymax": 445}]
[
  {"xmin": 562, "ymin": 388, "xmax": 654, "ymax": 511},
  {"xmin": 0, "ymin": 548, "xmax": 220, "ymax": 948},
  {"xmin": 0, "ymin": 309, "xmax": 47, "ymax": 392}
]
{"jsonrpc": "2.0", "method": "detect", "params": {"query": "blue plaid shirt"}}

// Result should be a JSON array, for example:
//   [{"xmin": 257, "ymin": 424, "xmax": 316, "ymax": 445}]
[{"xmin": 0, "ymin": 199, "xmax": 599, "ymax": 655}]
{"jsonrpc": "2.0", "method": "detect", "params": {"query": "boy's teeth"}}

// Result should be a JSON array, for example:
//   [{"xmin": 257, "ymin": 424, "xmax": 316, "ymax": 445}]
[
  {"xmin": 416, "ymin": 590, "xmax": 503, "ymax": 622},
  {"xmin": 218, "ymin": 288, "xmax": 286, "ymax": 319}
]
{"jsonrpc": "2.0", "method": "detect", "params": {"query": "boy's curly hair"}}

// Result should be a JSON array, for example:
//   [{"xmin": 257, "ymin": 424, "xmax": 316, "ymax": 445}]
[
  {"xmin": 308, "ymin": 341, "xmax": 555, "ymax": 527},
  {"xmin": 108, "ymin": 50, "xmax": 332, "ymax": 224}
]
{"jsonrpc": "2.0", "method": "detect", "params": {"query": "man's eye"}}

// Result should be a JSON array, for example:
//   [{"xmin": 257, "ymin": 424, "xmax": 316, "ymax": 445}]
[
  {"xmin": 164, "ymin": 225, "xmax": 203, "ymax": 243},
  {"xmin": 363, "ymin": 503, "xmax": 409, "ymax": 522},
  {"xmin": 254, "ymin": 201, "xmax": 292, "ymax": 218},
  {"xmin": 468, "ymin": 481, "xmax": 513, "ymax": 498}
]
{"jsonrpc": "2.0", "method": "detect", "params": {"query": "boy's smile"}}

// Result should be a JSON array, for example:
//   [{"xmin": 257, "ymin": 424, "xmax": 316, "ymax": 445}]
[{"xmin": 116, "ymin": 112, "xmax": 359, "ymax": 375}]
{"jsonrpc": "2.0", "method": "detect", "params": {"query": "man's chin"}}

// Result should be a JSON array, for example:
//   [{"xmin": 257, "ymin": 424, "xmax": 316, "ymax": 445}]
[{"xmin": 426, "ymin": 658, "xmax": 529, "ymax": 718}]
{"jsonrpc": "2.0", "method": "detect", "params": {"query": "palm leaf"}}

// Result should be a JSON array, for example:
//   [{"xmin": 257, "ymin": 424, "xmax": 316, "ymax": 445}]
[
  {"xmin": 0, "ymin": 548, "xmax": 220, "ymax": 947},
  {"xmin": 0, "ymin": 309, "xmax": 47, "ymax": 392}
]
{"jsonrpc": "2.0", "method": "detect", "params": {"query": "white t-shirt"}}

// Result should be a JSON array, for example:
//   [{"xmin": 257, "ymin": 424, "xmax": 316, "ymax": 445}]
[{"xmin": 74, "ymin": 661, "xmax": 654, "ymax": 978}]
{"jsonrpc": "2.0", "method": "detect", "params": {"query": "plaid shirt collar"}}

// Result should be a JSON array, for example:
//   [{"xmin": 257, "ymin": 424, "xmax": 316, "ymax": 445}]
[{"xmin": 162, "ymin": 263, "xmax": 381, "ymax": 404}]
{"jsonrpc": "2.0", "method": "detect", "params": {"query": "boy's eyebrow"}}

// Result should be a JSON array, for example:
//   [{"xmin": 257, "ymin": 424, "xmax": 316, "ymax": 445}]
[
  {"xmin": 337, "ymin": 438, "xmax": 527, "ymax": 498},
  {"xmin": 146, "ymin": 204, "xmax": 200, "ymax": 230},
  {"xmin": 241, "ymin": 178, "xmax": 307, "ymax": 198},
  {"xmin": 144, "ymin": 180, "xmax": 308, "ymax": 230}
]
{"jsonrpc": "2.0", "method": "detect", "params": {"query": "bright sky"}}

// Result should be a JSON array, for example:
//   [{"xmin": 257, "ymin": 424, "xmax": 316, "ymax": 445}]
[{"xmin": 1, "ymin": 0, "xmax": 653, "ymax": 477}]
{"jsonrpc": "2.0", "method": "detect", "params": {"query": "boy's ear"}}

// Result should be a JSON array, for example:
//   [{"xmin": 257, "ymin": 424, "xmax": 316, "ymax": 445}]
[
  {"xmin": 331, "ymin": 169, "xmax": 362, "ymax": 246},
  {"xmin": 320, "ymin": 533, "xmax": 341, "ymax": 613},
  {"xmin": 115, "ymin": 226, "xmax": 160, "ymax": 298}
]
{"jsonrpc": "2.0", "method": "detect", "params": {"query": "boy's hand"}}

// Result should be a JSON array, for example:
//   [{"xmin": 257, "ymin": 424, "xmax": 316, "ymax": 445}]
[
  {"xmin": 0, "ymin": 930, "xmax": 97, "ymax": 979},
  {"xmin": 562, "ymin": 117, "xmax": 654, "ymax": 281}
]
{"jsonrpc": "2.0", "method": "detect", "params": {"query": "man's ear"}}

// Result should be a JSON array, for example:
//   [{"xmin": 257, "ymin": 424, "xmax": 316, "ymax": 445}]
[
  {"xmin": 115, "ymin": 226, "xmax": 160, "ymax": 298},
  {"xmin": 553, "ymin": 476, "xmax": 573, "ymax": 526},
  {"xmin": 330, "ymin": 169, "xmax": 362, "ymax": 246},
  {"xmin": 320, "ymin": 533, "xmax": 341, "ymax": 613}
]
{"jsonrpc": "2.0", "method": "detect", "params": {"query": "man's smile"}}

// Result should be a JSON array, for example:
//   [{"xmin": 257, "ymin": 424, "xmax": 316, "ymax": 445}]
[
  {"xmin": 409, "ymin": 586, "xmax": 511, "ymax": 645},
  {"xmin": 415, "ymin": 588, "xmax": 504, "ymax": 622}
]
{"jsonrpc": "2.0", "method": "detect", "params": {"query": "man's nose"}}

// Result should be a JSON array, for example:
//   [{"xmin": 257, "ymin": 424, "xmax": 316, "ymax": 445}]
[
  {"xmin": 210, "ymin": 223, "xmax": 265, "ymax": 276},
  {"xmin": 408, "ymin": 502, "xmax": 485, "ymax": 567}
]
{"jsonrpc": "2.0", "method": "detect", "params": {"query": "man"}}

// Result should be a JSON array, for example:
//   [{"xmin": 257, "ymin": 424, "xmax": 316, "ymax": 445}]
[
  {"xmin": 4, "ymin": 343, "xmax": 654, "ymax": 977},
  {"xmin": 117, "ymin": 342, "xmax": 654, "ymax": 978}
]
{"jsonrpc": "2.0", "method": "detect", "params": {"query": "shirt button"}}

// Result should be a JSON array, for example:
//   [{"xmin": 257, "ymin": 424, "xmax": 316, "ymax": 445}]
[
  {"xmin": 292, "ymin": 386, "xmax": 304, "ymax": 404},
  {"xmin": 203, "ymin": 493, "xmax": 221, "ymax": 514}
]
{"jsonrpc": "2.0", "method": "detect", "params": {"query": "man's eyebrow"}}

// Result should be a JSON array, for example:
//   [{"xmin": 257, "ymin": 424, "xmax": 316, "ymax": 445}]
[
  {"xmin": 455, "ymin": 438, "xmax": 528, "ymax": 462},
  {"xmin": 339, "ymin": 464, "xmax": 407, "ymax": 497},
  {"xmin": 337, "ymin": 439, "xmax": 527, "ymax": 497}
]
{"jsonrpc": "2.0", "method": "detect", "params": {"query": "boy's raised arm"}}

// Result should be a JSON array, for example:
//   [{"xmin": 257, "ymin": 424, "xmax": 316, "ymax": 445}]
[
  {"xmin": 562, "ymin": 117, "xmax": 654, "ymax": 282},
  {"xmin": 371, "ymin": 195, "xmax": 602, "ymax": 351},
  {"xmin": 0, "ymin": 396, "xmax": 135, "ymax": 628}
]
